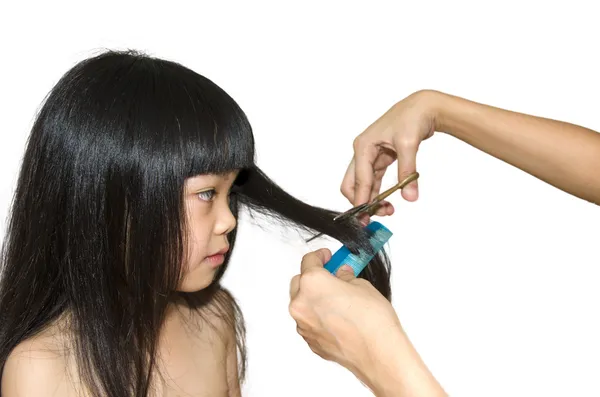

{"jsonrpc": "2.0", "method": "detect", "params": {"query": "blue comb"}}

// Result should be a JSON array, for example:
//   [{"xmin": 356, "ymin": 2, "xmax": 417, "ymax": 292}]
[{"xmin": 324, "ymin": 221, "xmax": 393, "ymax": 277}]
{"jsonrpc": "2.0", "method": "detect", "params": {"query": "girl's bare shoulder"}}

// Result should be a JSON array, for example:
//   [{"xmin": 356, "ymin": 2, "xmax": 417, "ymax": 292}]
[{"xmin": 2, "ymin": 318, "xmax": 81, "ymax": 397}]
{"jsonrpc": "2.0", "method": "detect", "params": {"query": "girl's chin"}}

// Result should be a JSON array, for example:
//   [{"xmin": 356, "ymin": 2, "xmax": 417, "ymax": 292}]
[{"xmin": 176, "ymin": 266, "xmax": 218, "ymax": 292}]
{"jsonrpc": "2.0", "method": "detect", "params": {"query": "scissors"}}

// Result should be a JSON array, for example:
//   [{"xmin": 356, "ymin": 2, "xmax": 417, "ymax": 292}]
[
  {"xmin": 305, "ymin": 172, "xmax": 419, "ymax": 243},
  {"xmin": 333, "ymin": 171, "xmax": 420, "ymax": 221}
]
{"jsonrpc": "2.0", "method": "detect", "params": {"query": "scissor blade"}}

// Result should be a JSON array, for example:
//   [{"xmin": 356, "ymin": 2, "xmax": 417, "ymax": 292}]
[
  {"xmin": 332, "ymin": 203, "xmax": 369, "ymax": 221},
  {"xmin": 333, "ymin": 172, "xmax": 420, "ymax": 221}
]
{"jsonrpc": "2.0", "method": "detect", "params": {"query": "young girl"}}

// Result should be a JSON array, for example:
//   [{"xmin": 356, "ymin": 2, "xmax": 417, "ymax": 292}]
[{"xmin": 0, "ymin": 50, "xmax": 392, "ymax": 397}]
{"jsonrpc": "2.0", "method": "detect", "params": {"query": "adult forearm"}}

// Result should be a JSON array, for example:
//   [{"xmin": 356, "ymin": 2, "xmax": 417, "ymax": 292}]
[
  {"xmin": 432, "ymin": 91, "xmax": 600, "ymax": 205},
  {"xmin": 359, "ymin": 328, "xmax": 447, "ymax": 397}
]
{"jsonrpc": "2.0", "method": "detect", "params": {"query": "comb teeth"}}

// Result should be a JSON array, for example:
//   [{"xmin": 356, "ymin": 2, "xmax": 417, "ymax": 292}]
[{"xmin": 324, "ymin": 221, "xmax": 393, "ymax": 276}]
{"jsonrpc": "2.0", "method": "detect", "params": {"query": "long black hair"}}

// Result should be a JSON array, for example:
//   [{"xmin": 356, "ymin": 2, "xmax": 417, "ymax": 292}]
[{"xmin": 0, "ymin": 50, "xmax": 391, "ymax": 397}]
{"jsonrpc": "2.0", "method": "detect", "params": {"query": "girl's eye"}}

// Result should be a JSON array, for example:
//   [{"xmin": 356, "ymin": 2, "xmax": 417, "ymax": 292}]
[{"xmin": 197, "ymin": 189, "xmax": 216, "ymax": 202}]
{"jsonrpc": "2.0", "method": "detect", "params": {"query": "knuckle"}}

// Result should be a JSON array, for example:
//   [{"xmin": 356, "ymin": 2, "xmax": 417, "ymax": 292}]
[
  {"xmin": 301, "ymin": 267, "xmax": 323, "ymax": 283},
  {"xmin": 353, "ymin": 134, "xmax": 371, "ymax": 153},
  {"xmin": 289, "ymin": 275, "xmax": 300, "ymax": 294},
  {"xmin": 294, "ymin": 269, "xmax": 325, "ymax": 296},
  {"xmin": 354, "ymin": 176, "xmax": 369, "ymax": 189},
  {"xmin": 396, "ymin": 136, "xmax": 420, "ymax": 149},
  {"xmin": 288, "ymin": 295, "xmax": 314, "ymax": 321},
  {"xmin": 290, "ymin": 274, "xmax": 300, "ymax": 285},
  {"xmin": 352, "ymin": 136, "xmax": 363, "ymax": 151},
  {"xmin": 340, "ymin": 183, "xmax": 351, "ymax": 197},
  {"xmin": 301, "ymin": 251, "xmax": 315, "ymax": 263},
  {"xmin": 288, "ymin": 299, "xmax": 303, "ymax": 319},
  {"xmin": 309, "ymin": 345, "xmax": 320, "ymax": 355}
]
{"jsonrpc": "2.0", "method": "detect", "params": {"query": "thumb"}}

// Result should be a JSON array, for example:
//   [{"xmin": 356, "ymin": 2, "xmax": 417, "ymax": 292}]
[
  {"xmin": 396, "ymin": 141, "xmax": 419, "ymax": 201},
  {"xmin": 301, "ymin": 248, "xmax": 332, "ymax": 274},
  {"xmin": 335, "ymin": 265, "xmax": 356, "ymax": 282}
]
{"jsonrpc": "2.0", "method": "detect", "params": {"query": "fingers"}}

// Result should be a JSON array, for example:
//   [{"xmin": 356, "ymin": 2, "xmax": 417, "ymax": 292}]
[
  {"xmin": 340, "ymin": 156, "xmax": 356, "ymax": 203},
  {"xmin": 352, "ymin": 137, "xmax": 380, "ymax": 206},
  {"xmin": 373, "ymin": 201, "xmax": 394, "ymax": 217},
  {"xmin": 335, "ymin": 264, "xmax": 356, "ymax": 282},
  {"xmin": 291, "ymin": 248, "xmax": 332, "ymax": 308},
  {"xmin": 394, "ymin": 139, "xmax": 420, "ymax": 201},
  {"xmin": 300, "ymin": 248, "xmax": 332, "ymax": 274},
  {"xmin": 358, "ymin": 201, "xmax": 395, "ymax": 224},
  {"xmin": 342, "ymin": 141, "xmax": 401, "ymax": 208},
  {"xmin": 289, "ymin": 274, "xmax": 300, "ymax": 299},
  {"xmin": 370, "ymin": 171, "xmax": 384, "ymax": 201},
  {"xmin": 357, "ymin": 213, "xmax": 370, "ymax": 226},
  {"xmin": 296, "ymin": 325, "xmax": 310, "ymax": 338}
]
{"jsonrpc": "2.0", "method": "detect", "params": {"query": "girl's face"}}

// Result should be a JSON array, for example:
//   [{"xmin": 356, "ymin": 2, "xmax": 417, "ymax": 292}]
[{"xmin": 178, "ymin": 171, "xmax": 238, "ymax": 292}]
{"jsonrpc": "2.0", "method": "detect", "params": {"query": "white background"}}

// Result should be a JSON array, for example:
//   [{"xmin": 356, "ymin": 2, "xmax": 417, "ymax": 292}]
[{"xmin": 1, "ymin": 1, "xmax": 599, "ymax": 396}]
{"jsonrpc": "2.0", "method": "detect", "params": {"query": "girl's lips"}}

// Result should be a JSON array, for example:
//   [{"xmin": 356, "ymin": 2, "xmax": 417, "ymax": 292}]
[
  {"xmin": 205, "ymin": 246, "xmax": 229, "ymax": 267},
  {"xmin": 205, "ymin": 253, "xmax": 225, "ymax": 267}
]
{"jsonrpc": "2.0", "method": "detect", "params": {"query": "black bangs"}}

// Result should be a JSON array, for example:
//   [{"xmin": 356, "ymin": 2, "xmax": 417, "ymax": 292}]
[
  {"xmin": 155, "ymin": 59, "xmax": 256, "ymax": 178},
  {"xmin": 57, "ymin": 50, "xmax": 256, "ymax": 185}
]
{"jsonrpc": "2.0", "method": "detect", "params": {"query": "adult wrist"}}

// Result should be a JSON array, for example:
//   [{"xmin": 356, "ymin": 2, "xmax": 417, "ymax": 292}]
[
  {"xmin": 415, "ymin": 89, "xmax": 453, "ymax": 135},
  {"xmin": 359, "ymin": 327, "xmax": 447, "ymax": 397},
  {"xmin": 428, "ymin": 90, "xmax": 470, "ymax": 141},
  {"xmin": 356, "ymin": 326, "xmax": 410, "ymax": 393},
  {"xmin": 400, "ymin": 89, "xmax": 454, "ymax": 139}
]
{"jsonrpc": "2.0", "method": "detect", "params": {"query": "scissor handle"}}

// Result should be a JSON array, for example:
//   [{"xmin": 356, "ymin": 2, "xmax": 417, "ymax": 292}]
[
  {"xmin": 332, "ymin": 172, "xmax": 420, "ymax": 221},
  {"xmin": 371, "ymin": 172, "xmax": 420, "ymax": 203}
]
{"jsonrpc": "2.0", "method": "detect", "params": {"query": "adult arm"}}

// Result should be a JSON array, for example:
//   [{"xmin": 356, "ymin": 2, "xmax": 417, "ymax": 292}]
[
  {"xmin": 434, "ymin": 90, "xmax": 600, "ymax": 205},
  {"xmin": 342, "ymin": 90, "xmax": 600, "ymax": 208}
]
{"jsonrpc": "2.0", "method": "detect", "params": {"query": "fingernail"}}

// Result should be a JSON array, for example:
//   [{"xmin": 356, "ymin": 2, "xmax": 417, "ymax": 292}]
[{"xmin": 339, "ymin": 265, "xmax": 353, "ymax": 273}]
